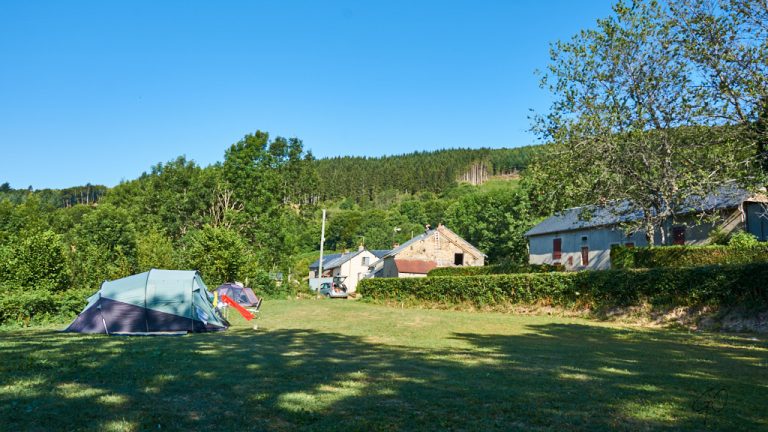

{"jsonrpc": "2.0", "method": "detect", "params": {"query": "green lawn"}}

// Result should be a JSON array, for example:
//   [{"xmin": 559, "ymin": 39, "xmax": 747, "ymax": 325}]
[{"xmin": 1, "ymin": 300, "xmax": 766, "ymax": 431}]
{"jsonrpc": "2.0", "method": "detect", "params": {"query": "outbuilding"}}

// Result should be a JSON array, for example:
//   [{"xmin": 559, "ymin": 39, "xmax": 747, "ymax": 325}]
[
  {"xmin": 369, "ymin": 224, "xmax": 485, "ymax": 278},
  {"xmin": 525, "ymin": 188, "xmax": 768, "ymax": 270}
]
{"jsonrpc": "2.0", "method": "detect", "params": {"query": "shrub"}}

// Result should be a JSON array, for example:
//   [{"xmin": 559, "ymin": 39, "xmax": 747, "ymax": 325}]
[
  {"xmin": 0, "ymin": 230, "xmax": 70, "ymax": 291},
  {"xmin": 358, "ymin": 263, "xmax": 768, "ymax": 310},
  {"xmin": 728, "ymin": 231, "xmax": 760, "ymax": 248},
  {"xmin": 611, "ymin": 244, "xmax": 768, "ymax": 269},
  {"xmin": 609, "ymin": 245, "xmax": 636, "ymax": 269},
  {"xmin": 243, "ymin": 268, "xmax": 287, "ymax": 298},
  {"xmin": 0, "ymin": 287, "xmax": 93, "ymax": 326},
  {"xmin": 180, "ymin": 225, "xmax": 249, "ymax": 286},
  {"xmin": 427, "ymin": 263, "xmax": 562, "ymax": 277}
]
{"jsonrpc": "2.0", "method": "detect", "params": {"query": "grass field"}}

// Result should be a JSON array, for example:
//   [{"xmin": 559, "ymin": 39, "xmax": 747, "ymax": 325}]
[{"xmin": 1, "ymin": 300, "xmax": 767, "ymax": 431}]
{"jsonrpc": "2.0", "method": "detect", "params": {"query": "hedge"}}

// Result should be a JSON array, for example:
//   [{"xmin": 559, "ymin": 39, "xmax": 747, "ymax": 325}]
[
  {"xmin": 358, "ymin": 263, "xmax": 768, "ymax": 309},
  {"xmin": 611, "ymin": 244, "xmax": 768, "ymax": 269},
  {"xmin": 427, "ymin": 263, "xmax": 562, "ymax": 277},
  {"xmin": 0, "ymin": 287, "xmax": 92, "ymax": 326}
]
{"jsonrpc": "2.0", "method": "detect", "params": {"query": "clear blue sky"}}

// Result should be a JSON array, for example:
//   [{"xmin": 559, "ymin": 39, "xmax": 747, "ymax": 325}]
[{"xmin": 1, "ymin": 0, "xmax": 615, "ymax": 189}]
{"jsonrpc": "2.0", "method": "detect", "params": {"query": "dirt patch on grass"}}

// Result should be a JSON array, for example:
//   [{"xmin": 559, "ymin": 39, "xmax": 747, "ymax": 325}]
[{"xmin": 593, "ymin": 304, "xmax": 768, "ymax": 333}]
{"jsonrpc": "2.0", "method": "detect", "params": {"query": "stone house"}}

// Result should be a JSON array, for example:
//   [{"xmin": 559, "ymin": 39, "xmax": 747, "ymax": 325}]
[{"xmin": 369, "ymin": 224, "xmax": 485, "ymax": 278}]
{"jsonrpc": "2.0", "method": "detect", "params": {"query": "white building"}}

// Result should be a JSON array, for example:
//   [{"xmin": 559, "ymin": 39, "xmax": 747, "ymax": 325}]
[{"xmin": 308, "ymin": 247, "xmax": 389, "ymax": 292}]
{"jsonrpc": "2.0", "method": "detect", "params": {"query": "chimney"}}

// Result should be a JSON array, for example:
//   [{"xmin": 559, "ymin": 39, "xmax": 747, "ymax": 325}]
[
  {"xmin": 425, "ymin": 224, "xmax": 431, "ymax": 233},
  {"xmin": 358, "ymin": 244, "xmax": 365, "ymax": 252},
  {"xmin": 393, "ymin": 243, "xmax": 400, "ymax": 248}
]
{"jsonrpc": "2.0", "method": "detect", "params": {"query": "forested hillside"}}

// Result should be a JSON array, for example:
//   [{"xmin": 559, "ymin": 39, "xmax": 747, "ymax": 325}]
[
  {"xmin": 0, "ymin": 136, "xmax": 541, "ymax": 304},
  {"xmin": 0, "ymin": 183, "xmax": 107, "ymax": 207},
  {"xmin": 313, "ymin": 146, "xmax": 541, "ymax": 201}
]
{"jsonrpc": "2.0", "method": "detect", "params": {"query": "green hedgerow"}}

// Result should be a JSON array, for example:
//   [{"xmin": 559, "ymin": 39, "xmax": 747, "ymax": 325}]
[
  {"xmin": 611, "ymin": 244, "xmax": 768, "ymax": 269},
  {"xmin": 359, "ymin": 263, "xmax": 768, "ymax": 310}
]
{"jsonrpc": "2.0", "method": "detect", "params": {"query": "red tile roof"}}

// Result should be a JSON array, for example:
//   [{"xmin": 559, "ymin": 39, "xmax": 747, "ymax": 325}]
[{"xmin": 395, "ymin": 259, "xmax": 438, "ymax": 275}]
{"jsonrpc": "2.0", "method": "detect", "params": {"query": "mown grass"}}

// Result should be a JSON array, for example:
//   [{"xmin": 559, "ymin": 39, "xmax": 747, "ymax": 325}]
[{"xmin": 1, "ymin": 300, "xmax": 767, "ymax": 431}]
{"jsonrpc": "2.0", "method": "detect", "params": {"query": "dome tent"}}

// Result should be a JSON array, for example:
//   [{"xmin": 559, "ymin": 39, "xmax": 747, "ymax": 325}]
[
  {"xmin": 215, "ymin": 282, "xmax": 261, "ymax": 308},
  {"xmin": 65, "ymin": 269, "xmax": 228, "ymax": 335}
]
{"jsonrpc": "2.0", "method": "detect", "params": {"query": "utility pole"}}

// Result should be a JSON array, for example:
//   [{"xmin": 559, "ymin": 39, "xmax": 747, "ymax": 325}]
[{"xmin": 317, "ymin": 209, "xmax": 326, "ymax": 297}]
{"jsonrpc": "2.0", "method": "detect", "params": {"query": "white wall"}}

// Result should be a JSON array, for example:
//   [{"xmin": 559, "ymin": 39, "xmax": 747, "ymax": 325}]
[
  {"xmin": 329, "ymin": 250, "xmax": 378, "ymax": 292},
  {"xmin": 528, "ymin": 226, "xmax": 644, "ymax": 270}
]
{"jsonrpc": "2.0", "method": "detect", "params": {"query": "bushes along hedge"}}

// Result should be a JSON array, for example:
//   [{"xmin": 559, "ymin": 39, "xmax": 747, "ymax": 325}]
[
  {"xmin": 0, "ymin": 287, "xmax": 92, "ymax": 326},
  {"xmin": 611, "ymin": 244, "xmax": 768, "ymax": 269},
  {"xmin": 359, "ymin": 263, "xmax": 768, "ymax": 309}
]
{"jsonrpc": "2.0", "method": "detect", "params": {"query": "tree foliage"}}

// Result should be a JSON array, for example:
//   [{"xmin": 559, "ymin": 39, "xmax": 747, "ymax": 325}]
[
  {"xmin": 445, "ymin": 189, "xmax": 535, "ymax": 264},
  {"xmin": 313, "ymin": 146, "xmax": 541, "ymax": 202},
  {"xmin": 531, "ymin": 0, "xmax": 767, "ymax": 243},
  {"xmin": 180, "ymin": 225, "xmax": 250, "ymax": 287},
  {"xmin": 136, "ymin": 229, "xmax": 176, "ymax": 271},
  {"xmin": 0, "ymin": 230, "xmax": 69, "ymax": 291},
  {"xmin": 670, "ymin": 0, "xmax": 768, "ymax": 170}
]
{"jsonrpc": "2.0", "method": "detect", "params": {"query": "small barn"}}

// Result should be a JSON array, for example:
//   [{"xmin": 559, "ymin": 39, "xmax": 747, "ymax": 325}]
[
  {"xmin": 370, "ymin": 224, "xmax": 485, "ymax": 278},
  {"xmin": 525, "ymin": 188, "xmax": 768, "ymax": 270}
]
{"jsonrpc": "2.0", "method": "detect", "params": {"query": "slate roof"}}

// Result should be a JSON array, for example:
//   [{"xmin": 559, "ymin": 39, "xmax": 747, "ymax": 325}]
[
  {"xmin": 310, "ymin": 249, "xmax": 387, "ymax": 271},
  {"xmin": 323, "ymin": 250, "xmax": 364, "ymax": 270},
  {"xmin": 384, "ymin": 231, "xmax": 433, "ymax": 258},
  {"xmin": 309, "ymin": 253, "xmax": 342, "ymax": 270},
  {"xmin": 525, "ymin": 186, "xmax": 751, "ymax": 237}
]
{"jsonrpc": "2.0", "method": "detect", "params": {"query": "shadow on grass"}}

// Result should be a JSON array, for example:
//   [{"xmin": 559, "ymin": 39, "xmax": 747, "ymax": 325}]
[{"xmin": 1, "ymin": 323, "xmax": 766, "ymax": 431}]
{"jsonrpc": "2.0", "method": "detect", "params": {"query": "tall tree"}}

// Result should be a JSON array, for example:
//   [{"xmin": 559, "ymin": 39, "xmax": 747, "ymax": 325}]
[
  {"xmin": 669, "ymin": 0, "xmax": 768, "ymax": 171},
  {"xmin": 533, "ymin": 0, "xmax": 764, "ymax": 244},
  {"xmin": 180, "ymin": 225, "xmax": 250, "ymax": 287},
  {"xmin": 223, "ymin": 131, "xmax": 318, "ymax": 268},
  {"xmin": 445, "ymin": 189, "xmax": 534, "ymax": 264}
]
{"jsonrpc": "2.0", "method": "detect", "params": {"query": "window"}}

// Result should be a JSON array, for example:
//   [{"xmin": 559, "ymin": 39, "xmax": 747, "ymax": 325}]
[
  {"xmin": 581, "ymin": 246, "xmax": 589, "ymax": 266},
  {"xmin": 625, "ymin": 242, "xmax": 635, "ymax": 248},
  {"xmin": 454, "ymin": 253, "xmax": 464, "ymax": 265},
  {"xmin": 553, "ymin": 238, "xmax": 562, "ymax": 260},
  {"xmin": 362, "ymin": 256, "xmax": 370, "ymax": 266},
  {"xmin": 672, "ymin": 226, "xmax": 686, "ymax": 245},
  {"xmin": 581, "ymin": 236, "xmax": 588, "ymax": 243}
]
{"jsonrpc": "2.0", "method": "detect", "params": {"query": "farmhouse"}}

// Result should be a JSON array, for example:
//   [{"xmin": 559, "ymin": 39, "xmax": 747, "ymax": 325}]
[
  {"xmin": 309, "ymin": 247, "xmax": 389, "ymax": 292},
  {"xmin": 525, "ymin": 188, "xmax": 768, "ymax": 270},
  {"xmin": 369, "ymin": 224, "xmax": 485, "ymax": 278}
]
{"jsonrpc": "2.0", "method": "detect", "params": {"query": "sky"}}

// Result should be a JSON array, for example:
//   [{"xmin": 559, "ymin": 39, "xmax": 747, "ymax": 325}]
[{"xmin": 0, "ymin": 0, "xmax": 616, "ymax": 189}]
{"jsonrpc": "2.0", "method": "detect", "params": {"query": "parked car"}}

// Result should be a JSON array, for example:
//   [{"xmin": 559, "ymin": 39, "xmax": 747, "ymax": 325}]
[{"xmin": 319, "ymin": 279, "xmax": 348, "ymax": 298}]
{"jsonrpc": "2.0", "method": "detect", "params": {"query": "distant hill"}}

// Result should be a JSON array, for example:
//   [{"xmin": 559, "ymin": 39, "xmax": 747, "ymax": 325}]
[
  {"xmin": 1, "ymin": 145, "xmax": 545, "ymax": 208},
  {"xmin": 0, "ymin": 182, "xmax": 107, "ymax": 207},
  {"xmin": 313, "ymin": 146, "xmax": 543, "ymax": 201}
]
